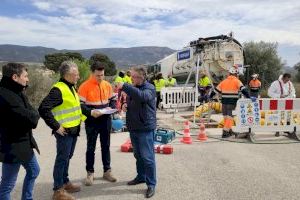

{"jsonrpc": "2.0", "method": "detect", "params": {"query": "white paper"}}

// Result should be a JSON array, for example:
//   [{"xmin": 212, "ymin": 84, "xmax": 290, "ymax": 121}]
[{"xmin": 96, "ymin": 108, "xmax": 118, "ymax": 114}]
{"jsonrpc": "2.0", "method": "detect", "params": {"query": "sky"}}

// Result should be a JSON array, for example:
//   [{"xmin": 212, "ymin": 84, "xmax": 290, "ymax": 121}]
[{"xmin": 0, "ymin": 0, "xmax": 300, "ymax": 66}]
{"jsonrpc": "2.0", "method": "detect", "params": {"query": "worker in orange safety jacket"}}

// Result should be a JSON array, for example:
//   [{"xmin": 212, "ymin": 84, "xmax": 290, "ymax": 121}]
[
  {"xmin": 248, "ymin": 74, "xmax": 261, "ymax": 98},
  {"xmin": 210, "ymin": 66, "xmax": 254, "ymax": 138},
  {"xmin": 78, "ymin": 61, "xmax": 118, "ymax": 186}
]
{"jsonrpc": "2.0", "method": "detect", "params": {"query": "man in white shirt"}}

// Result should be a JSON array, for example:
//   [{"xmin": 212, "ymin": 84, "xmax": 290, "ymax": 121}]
[
  {"xmin": 268, "ymin": 73, "xmax": 296, "ymax": 98},
  {"xmin": 268, "ymin": 73, "xmax": 296, "ymax": 137}
]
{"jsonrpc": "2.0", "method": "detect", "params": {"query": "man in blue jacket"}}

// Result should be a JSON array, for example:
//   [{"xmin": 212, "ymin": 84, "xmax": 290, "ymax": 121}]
[{"xmin": 118, "ymin": 67, "xmax": 157, "ymax": 198}]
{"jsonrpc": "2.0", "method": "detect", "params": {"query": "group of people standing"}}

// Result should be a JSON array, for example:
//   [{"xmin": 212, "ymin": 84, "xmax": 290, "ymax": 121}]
[
  {"xmin": 0, "ymin": 62, "xmax": 157, "ymax": 200},
  {"xmin": 209, "ymin": 66, "xmax": 296, "ymax": 138}
]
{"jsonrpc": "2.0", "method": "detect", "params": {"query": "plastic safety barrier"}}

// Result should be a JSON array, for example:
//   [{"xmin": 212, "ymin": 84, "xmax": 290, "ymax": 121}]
[
  {"xmin": 160, "ymin": 87, "xmax": 200, "ymax": 109},
  {"xmin": 235, "ymin": 98, "xmax": 300, "ymax": 141}
]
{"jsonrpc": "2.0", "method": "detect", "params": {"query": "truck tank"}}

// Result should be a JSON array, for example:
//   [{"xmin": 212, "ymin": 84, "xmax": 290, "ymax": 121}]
[{"xmin": 148, "ymin": 34, "xmax": 244, "ymax": 84}]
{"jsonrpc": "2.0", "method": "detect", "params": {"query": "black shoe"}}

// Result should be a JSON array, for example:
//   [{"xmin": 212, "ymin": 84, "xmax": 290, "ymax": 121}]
[
  {"xmin": 229, "ymin": 129, "xmax": 238, "ymax": 138},
  {"xmin": 275, "ymin": 132, "xmax": 280, "ymax": 137},
  {"xmin": 222, "ymin": 130, "xmax": 231, "ymax": 138},
  {"xmin": 127, "ymin": 178, "xmax": 145, "ymax": 185},
  {"xmin": 145, "ymin": 187, "xmax": 155, "ymax": 198}
]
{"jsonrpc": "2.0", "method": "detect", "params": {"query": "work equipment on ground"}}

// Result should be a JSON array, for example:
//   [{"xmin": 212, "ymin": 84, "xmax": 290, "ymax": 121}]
[{"xmin": 155, "ymin": 128, "xmax": 176, "ymax": 144}]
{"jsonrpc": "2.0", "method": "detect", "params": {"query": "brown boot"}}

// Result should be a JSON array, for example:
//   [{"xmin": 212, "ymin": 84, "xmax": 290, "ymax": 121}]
[
  {"xmin": 63, "ymin": 182, "xmax": 81, "ymax": 193},
  {"xmin": 84, "ymin": 172, "xmax": 94, "ymax": 186},
  {"xmin": 103, "ymin": 169, "xmax": 117, "ymax": 182},
  {"xmin": 52, "ymin": 188, "xmax": 75, "ymax": 200}
]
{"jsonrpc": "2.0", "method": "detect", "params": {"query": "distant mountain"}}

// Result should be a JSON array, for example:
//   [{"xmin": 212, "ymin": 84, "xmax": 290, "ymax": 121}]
[{"xmin": 0, "ymin": 44, "xmax": 175, "ymax": 68}]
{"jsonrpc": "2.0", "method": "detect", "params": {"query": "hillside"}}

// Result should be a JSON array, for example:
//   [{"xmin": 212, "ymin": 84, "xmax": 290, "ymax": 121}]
[{"xmin": 0, "ymin": 44, "xmax": 175, "ymax": 68}]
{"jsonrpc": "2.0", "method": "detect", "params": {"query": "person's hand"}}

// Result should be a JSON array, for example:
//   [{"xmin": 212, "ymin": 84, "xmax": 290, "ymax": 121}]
[
  {"xmin": 121, "ymin": 103, "xmax": 127, "ymax": 112},
  {"xmin": 91, "ymin": 110, "xmax": 103, "ymax": 118},
  {"xmin": 250, "ymin": 96, "xmax": 257, "ymax": 102},
  {"xmin": 56, "ymin": 126, "xmax": 67, "ymax": 136}
]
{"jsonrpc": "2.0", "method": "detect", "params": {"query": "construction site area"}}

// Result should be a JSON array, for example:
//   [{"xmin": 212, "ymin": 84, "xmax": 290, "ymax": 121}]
[{"xmin": 7, "ymin": 105, "xmax": 300, "ymax": 200}]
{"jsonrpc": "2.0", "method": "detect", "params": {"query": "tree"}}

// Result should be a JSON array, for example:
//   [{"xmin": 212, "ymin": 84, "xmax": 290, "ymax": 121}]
[
  {"xmin": 243, "ymin": 41, "xmax": 284, "ymax": 88},
  {"xmin": 44, "ymin": 52, "xmax": 84, "ymax": 72},
  {"xmin": 89, "ymin": 53, "xmax": 117, "ymax": 76},
  {"xmin": 74, "ymin": 59, "xmax": 90, "ymax": 87},
  {"xmin": 294, "ymin": 61, "xmax": 300, "ymax": 82}
]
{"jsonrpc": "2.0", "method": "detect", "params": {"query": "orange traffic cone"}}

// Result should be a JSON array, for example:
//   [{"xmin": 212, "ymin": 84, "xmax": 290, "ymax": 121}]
[
  {"xmin": 181, "ymin": 121, "xmax": 192, "ymax": 144},
  {"xmin": 197, "ymin": 122, "xmax": 208, "ymax": 141}
]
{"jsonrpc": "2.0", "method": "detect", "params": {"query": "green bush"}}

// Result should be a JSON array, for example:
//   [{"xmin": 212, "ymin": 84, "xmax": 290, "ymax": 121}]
[
  {"xmin": 25, "ymin": 68, "xmax": 56, "ymax": 109},
  {"xmin": 74, "ymin": 59, "xmax": 90, "ymax": 87}
]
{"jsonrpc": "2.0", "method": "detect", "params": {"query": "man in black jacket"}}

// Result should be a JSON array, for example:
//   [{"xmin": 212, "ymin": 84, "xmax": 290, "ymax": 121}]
[
  {"xmin": 118, "ymin": 67, "xmax": 157, "ymax": 198},
  {"xmin": 39, "ymin": 61, "xmax": 82, "ymax": 200},
  {"xmin": 0, "ymin": 63, "xmax": 40, "ymax": 200}
]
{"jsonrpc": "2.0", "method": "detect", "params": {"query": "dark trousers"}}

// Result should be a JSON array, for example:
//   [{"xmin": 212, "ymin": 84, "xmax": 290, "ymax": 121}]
[
  {"xmin": 130, "ymin": 130, "xmax": 156, "ymax": 188},
  {"xmin": 53, "ymin": 134, "xmax": 77, "ymax": 190},
  {"xmin": 85, "ymin": 118, "xmax": 112, "ymax": 173},
  {"xmin": 156, "ymin": 92, "xmax": 161, "ymax": 108}
]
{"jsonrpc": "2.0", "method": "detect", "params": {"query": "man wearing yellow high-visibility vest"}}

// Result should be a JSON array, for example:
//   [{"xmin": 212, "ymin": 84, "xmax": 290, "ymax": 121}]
[
  {"xmin": 123, "ymin": 70, "xmax": 132, "ymax": 84},
  {"xmin": 39, "ymin": 61, "xmax": 84, "ymax": 200},
  {"xmin": 165, "ymin": 74, "xmax": 177, "ymax": 87},
  {"xmin": 153, "ymin": 73, "xmax": 166, "ymax": 109},
  {"xmin": 198, "ymin": 70, "xmax": 212, "ymax": 103},
  {"xmin": 114, "ymin": 71, "xmax": 125, "ymax": 84}
]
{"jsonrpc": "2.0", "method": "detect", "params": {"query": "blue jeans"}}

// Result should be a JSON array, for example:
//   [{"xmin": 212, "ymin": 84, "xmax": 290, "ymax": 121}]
[
  {"xmin": 130, "ymin": 130, "xmax": 156, "ymax": 188},
  {"xmin": 53, "ymin": 133, "xmax": 77, "ymax": 190},
  {"xmin": 0, "ymin": 154, "xmax": 40, "ymax": 200}
]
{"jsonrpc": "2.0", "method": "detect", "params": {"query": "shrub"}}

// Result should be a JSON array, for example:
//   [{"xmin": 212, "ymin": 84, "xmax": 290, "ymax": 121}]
[{"xmin": 25, "ymin": 68, "xmax": 56, "ymax": 109}]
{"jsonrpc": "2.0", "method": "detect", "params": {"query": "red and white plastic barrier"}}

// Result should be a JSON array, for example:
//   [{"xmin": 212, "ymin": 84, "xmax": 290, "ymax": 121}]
[
  {"xmin": 259, "ymin": 99, "xmax": 300, "ymax": 110},
  {"xmin": 235, "ymin": 98, "xmax": 300, "ymax": 133}
]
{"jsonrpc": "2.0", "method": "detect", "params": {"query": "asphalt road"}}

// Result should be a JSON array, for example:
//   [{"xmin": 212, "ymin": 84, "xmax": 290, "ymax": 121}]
[{"xmin": 8, "ymin": 119, "xmax": 300, "ymax": 200}]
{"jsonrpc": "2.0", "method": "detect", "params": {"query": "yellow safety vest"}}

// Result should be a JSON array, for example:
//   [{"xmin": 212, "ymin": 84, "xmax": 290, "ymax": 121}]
[
  {"xmin": 166, "ymin": 78, "xmax": 176, "ymax": 87},
  {"xmin": 123, "ymin": 75, "xmax": 132, "ymax": 84},
  {"xmin": 154, "ymin": 79, "xmax": 166, "ymax": 92},
  {"xmin": 114, "ymin": 76, "xmax": 124, "ymax": 84},
  {"xmin": 199, "ymin": 76, "xmax": 211, "ymax": 87},
  {"xmin": 51, "ymin": 82, "xmax": 84, "ymax": 128}
]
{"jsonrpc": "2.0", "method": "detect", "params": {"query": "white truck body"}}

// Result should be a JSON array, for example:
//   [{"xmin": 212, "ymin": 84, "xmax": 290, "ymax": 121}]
[{"xmin": 149, "ymin": 34, "xmax": 244, "ymax": 84}]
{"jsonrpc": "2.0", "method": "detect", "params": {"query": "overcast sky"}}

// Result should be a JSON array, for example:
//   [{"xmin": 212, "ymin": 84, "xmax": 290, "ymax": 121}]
[{"xmin": 0, "ymin": 0, "xmax": 299, "ymax": 66}]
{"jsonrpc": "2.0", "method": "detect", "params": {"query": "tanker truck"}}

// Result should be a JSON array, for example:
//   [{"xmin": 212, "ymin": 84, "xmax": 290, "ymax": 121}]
[{"xmin": 147, "ymin": 34, "xmax": 245, "ymax": 84}]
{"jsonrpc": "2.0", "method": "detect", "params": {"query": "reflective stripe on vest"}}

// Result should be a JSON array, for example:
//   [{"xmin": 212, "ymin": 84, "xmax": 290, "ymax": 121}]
[
  {"xmin": 51, "ymin": 82, "xmax": 83, "ymax": 128},
  {"xmin": 217, "ymin": 75, "xmax": 243, "ymax": 100},
  {"xmin": 249, "ymin": 80, "xmax": 261, "ymax": 91}
]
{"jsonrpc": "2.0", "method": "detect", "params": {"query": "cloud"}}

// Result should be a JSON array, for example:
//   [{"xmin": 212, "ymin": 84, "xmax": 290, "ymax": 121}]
[{"xmin": 0, "ymin": 0, "xmax": 299, "ymax": 65}]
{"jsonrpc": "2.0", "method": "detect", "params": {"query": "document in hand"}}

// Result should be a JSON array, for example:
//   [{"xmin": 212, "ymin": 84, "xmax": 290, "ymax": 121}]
[{"xmin": 97, "ymin": 107, "xmax": 118, "ymax": 115}]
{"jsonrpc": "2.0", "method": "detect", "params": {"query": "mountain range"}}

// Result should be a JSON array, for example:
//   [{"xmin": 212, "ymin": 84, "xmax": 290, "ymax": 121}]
[{"xmin": 0, "ymin": 44, "xmax": 175, "ymax": 68}]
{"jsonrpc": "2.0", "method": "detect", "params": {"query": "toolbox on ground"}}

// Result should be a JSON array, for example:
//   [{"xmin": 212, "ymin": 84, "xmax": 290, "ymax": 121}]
[{"xmin": 154, "ymin": 129, "xmax": 176, "ymax": 144}]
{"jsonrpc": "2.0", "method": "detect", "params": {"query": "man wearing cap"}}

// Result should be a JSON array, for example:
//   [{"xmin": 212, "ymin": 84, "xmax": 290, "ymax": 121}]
[{"xmin": 248, "ymin": 74, "xmax": 261, "ymax": 98}]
